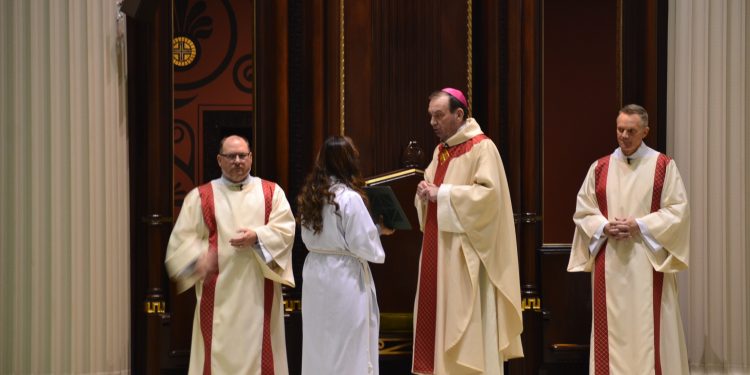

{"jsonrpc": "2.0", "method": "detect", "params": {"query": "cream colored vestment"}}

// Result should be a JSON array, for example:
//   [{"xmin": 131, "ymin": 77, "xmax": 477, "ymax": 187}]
[
  {"xmin": 165, "ymin": 177, "xmax": 296, "ymax": 375},
  {"xmin": 568, "ymin": 145, "xmax": 690, "ymax": 374},
  {"xmin": 414, "ymin": 119, "xmax": 524, "ymax": 375}
]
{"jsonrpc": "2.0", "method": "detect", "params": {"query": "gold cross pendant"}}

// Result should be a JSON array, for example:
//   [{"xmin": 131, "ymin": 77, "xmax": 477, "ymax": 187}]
[{"xmin": 439, "ymin": 149, "xmax": 450, "ymax": 164}]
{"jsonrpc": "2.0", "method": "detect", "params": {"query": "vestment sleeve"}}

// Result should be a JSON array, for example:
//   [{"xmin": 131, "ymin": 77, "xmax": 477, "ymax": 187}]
[
  {"xmin": 441, "ymin": 141, "xmax": 524, "ymax": 359},
  {"xmin": 164, "ymin": 188, "xmax": 209, "ymax": 293},
  {"xmin": 253, "ymin": 184, "xmax": 297, "ymax": 286},
  {"xmin": 638, "ymin": 160, "xmax": 689, "ymax": 272},
  {"xmin": 568, "ymin": 161, "xmax": 609, "ymax": 272},
  {"xmin": 441, "ymin": 141, "xmax": 503, "ymax": 252},
  {"xmin": 341, "ymin": 191, "xmax": 385, "ymax": 264}
]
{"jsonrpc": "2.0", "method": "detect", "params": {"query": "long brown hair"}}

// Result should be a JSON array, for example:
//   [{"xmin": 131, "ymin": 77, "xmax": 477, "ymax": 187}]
[{"xmin": 297, "ymin": 136, "xmax": 369, "ymax": 234}]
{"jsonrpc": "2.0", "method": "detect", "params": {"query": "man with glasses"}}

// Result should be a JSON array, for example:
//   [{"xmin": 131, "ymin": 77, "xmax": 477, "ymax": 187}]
[{"xmin": 165, "ymin": 135, "xmax": 296, "ymax": 374}]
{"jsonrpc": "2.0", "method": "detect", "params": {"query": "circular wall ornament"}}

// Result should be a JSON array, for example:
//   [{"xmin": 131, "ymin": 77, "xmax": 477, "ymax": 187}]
[{"xmin": 172, "ymin": 36, "xmax": 197, "ymax": 67}]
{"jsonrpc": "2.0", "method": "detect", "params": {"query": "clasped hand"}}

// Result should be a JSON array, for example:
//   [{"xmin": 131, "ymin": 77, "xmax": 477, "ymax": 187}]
[
  {"xmin": 417, "ymin": 180, "xmax": 438, "ymax": 202},
  {"xmin": 604, "ymin": 217, "xmax": 639, "ymax": 240}
]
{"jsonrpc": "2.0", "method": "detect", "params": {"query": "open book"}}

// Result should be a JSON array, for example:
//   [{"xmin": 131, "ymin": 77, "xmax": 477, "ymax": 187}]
[{"xmin": 364, "ymin": 185, "xmax": 412, "ymax": 230}]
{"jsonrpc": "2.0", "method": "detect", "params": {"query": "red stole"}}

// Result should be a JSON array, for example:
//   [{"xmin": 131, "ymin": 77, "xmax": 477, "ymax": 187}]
[
  {"xmin": 197, "ymin": 179, "xmax": 277, "ymax": 375},
  {"xmin": 413, "ymin": 134, "xmax": 488, "ymax": 374},
  {"xmin": 592, "ymin": 154, "xmax": 670, "ymax": 375}
]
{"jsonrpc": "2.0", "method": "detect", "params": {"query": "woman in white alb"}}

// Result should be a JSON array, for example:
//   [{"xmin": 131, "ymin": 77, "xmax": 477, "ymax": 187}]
[{"xmin": 297, "ymin": 136, "xmax": 393, "ymax": 375}]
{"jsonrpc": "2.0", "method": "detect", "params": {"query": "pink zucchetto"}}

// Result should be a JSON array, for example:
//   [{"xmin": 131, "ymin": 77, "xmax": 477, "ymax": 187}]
[{"xmin": 441, "ymin": 87, "xmax": 468, "ymax": 108}]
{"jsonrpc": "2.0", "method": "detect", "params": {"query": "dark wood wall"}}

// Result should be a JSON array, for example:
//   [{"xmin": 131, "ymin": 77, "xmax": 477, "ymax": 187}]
[
  {"xmin": 284, "ymin": 0, "xmax": 474, "ymax": 179},
  {"xmin": 543, "ymin": 0, "xmax": 619, "ymax": 244},
  {"xmin": 127, "ymin": 0, "xmax": 174, "ymax": 373}
]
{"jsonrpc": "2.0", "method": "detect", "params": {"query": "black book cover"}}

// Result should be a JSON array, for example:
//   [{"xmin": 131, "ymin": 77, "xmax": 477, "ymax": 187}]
[{"xmin": 364, "ymin": 185, "xmax": 412, "ymax": 230}]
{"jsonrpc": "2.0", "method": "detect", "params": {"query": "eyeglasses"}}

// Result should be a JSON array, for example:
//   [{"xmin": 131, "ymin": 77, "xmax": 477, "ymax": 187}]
[{"xmin": 220, "ymin": 153, "xmax": 251, "ymax": 161}]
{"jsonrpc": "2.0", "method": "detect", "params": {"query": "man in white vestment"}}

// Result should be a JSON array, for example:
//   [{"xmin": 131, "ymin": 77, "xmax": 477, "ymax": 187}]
[
  {"xmin": 165, "ymin": 135, "xmax": 296, "ymax": 375},
  {"xmin": 413, "ymin": 88, "xmax": 524, "ymax": 375},
  {"xmin": 568, "ymin": 104, "xmax": 690, "ymax": 374}
]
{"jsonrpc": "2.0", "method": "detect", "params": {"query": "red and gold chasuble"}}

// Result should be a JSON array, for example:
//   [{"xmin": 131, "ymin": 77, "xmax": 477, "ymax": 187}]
[
  {"xmin": 198, "ymin": 180, "xmax": 277, "ymax": 375},
  {"xmin": 592, "ymin": 154, "xmax": 670, "ymax": 375},
  {"xmin": 413, "ymin": 134, "xmax": 488, "ymax": 374}
]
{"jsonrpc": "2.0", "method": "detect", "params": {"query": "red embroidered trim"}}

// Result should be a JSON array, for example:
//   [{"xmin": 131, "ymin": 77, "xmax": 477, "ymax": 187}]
[
  {"xmin": 261, "ymin": 179, "xmax": 276, "ymax": 375},
  {"xmin": 593, "ymin": 156, "xmax": 611, "ymax": 375},
  {"xmin": 651, "ymin": 154, "xmax": 670, "ymax": 375},
  {"xmin": 198, "ymin": 183, "xmax": 218, "ymax": 375}
]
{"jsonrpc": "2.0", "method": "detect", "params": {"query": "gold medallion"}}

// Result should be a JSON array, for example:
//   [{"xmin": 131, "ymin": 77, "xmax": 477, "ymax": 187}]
[{"xmin": 172, "ymin": 36, "xmax": 197, "ymax": 67}]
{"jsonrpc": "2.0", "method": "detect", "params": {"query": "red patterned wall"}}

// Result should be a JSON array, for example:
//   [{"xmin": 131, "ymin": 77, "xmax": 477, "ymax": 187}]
[{"xmin": 172, "ymin": 0, "xmax": 254, "ymax": 216}]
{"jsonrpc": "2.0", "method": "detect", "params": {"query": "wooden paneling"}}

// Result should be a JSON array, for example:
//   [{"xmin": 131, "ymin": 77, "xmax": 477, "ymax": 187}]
[
  {"xmin": 346, "ymin": 0, "xmax": 469, "ymax": 177},
  {"xmin": 621, "ymin": 0, "xmax": 669, "ymax": 150},
  {"xmin": 294, "ymin": 0, "xmax": 474, "ymax": 177},
  {"xmin": 472, "ymin": 0, "xmax": 504, "ymax": 142},
  {"xmin": 539, "ymin": 247, "xmax": 591, "ymax": 372},
  {"xmin": 256, "ymin": 0, "xmax": 289, "ymax": 185},
  {"xmin": 508, "ymin": 1, "xmax": 545, "ymax": 372},
  {"xmin": 542, "ymin": 0, "xmax": 668, "ymax": 244},
  {"xmin": 542, "ymin": 0, "xmax": 619, "ymax": 245},
  {"xmin": 126, "ymin": 1, "xmax": 173, "ymax": 373}
]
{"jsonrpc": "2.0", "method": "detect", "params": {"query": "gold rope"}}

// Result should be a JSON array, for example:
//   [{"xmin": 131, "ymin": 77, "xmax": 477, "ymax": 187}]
[
  {"xmin": 467, "ymin": 0, "xmax": 473, "ymax": 117},
  {"xmin": 339, "ymin": 0, "xmax": 346, "ymax": 135}
]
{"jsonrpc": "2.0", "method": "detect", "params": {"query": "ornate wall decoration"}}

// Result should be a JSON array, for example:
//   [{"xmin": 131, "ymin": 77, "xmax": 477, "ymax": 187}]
[
  {"xmin": 172, "ymin": 0, "xmax": 254, "ymax": 216},
  {"xmin": 173, "ymin": 36, "xmax": 198, "ymax": 68}
]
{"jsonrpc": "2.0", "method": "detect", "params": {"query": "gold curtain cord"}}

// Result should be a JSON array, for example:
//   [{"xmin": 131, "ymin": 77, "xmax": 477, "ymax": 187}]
[{"xmin": 339, "ymin": 0, "xmax": 346, "ymax": 136}]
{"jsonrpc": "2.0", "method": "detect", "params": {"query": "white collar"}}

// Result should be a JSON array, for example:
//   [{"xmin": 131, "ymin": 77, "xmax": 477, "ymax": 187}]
[
  {"xmin": 613, "ymin": 142, "xmax": 656, "ymax": 162},
  {"xmin": 220, "ymin": 175, "xmax": 253, "ymax": 189},
  {"xmin": 442, "ymin": 121, "xmax": 471, "ymax": 147}
]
